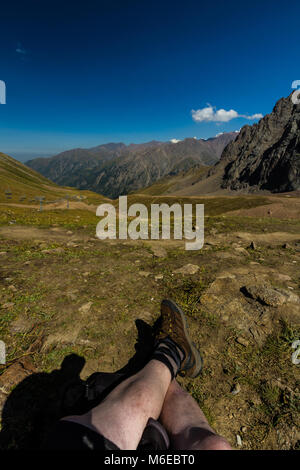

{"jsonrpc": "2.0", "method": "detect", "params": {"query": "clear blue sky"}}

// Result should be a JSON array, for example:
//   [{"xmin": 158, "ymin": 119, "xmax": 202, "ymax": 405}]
[{"xmin": 0, "ymin": 0, "xmax": 299, "ymax": 161}]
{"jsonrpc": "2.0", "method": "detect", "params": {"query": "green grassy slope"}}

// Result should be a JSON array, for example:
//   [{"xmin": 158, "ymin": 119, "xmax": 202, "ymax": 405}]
[{"xmin": 0, "ymin": 152, "xmax": 109, "ymax": 205}]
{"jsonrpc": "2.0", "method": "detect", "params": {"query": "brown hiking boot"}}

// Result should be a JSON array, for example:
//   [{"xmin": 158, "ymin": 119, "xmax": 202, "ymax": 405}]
[{"xmin": 155, "ymin": 299, "xmax": 203, "ymax": 378}]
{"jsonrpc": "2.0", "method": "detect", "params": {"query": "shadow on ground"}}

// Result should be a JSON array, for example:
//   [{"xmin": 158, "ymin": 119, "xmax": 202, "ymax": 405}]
[{"xmin": 0, "ymin": 318, "xmax": 156, "ymax": 450}]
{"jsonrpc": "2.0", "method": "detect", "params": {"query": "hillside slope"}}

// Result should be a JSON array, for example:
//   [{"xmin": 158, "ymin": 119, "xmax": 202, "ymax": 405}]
[{"xmin": 0, "ymin": 152, "xmax": 108, "ymax": 205}]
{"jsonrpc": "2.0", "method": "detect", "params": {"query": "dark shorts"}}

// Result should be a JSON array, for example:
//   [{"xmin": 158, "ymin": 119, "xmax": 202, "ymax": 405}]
[{"xmin": 44, "ymin": 420, "xmax": 120, "ymax": 451}]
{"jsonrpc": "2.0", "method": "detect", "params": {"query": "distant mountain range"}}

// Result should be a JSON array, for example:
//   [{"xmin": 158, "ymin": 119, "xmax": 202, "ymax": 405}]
[
  {"xmin": 25, "ymin": 93, "xmax": 299, "ymax": 198},
  {"xmin": 145, "ymin": 94, "xmax": 299, "ymax": 196},
  {"xmin": 26, "ymin": 133, "xmax": 237, "ymax": 198}
]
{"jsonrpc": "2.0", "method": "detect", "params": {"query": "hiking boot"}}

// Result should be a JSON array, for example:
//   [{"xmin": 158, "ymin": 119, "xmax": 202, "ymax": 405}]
[{"xmin": 154, "ymin": 299, "xmax": 203, "ymax": 378}]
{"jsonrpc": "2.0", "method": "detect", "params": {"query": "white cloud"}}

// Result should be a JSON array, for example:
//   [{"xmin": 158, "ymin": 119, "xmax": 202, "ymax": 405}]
[
  {"xmin": 170, "ymin": 138, "xmax": 181, "ymax": 143},
  {"xmin": 241, "ymin": 113, "xmax": 263, "ymax": 120},
  {"xmin": 191, "ymin": 105, "xmax": 263, "ymax": 123}
]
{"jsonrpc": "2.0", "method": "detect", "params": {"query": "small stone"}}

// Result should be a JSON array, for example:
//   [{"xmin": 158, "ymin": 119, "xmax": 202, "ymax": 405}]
[
  {"xmin": 10, "ymin": 317, "xmax": 32, "ymax": 333},
  {"xmin": 217, "ymin": 273, "xmax": 236, "ymax": 280},
  {"xmin": 249, "ymin": 241, "xmax": 257, "ymax": 250},
  {"xmin": 235, "ymin": 247, "xmax": 250, "ymax": 256},
  {"xmin": 276, "ymin": 273, "xmax": 292, "ymax": 282},
  {"xmin": 241, "ymin": 426, "xmax": 247, "ymax": 433},
  {"xmin": 282, "ymin": 243, "xmax": 291, "ymax": 249},
  {"xmin": 67, "ymin": 231, "xmax": 73, "ymax": 235},
  {"xmin": 236, "ymin": 435, "xmax": 243, "ymax": 447},
  {"xmin": 231, "ymin": 383, "xmax": 241, "ymax": 395},
  {"xmin": 4, "ymin": 278, "xmax": 13, "ymax": 282},
  {"xmin": 0, "ymin": 252, "xmax": 7, "ymax": 256},
  {"xmin": 79, "ymin": 302, "xmax": 93, "ymax": 314},
  {"xmin": 8, "ymin": 285, "xmax": 17, "ymax": 292},
  {"xmin": 1, "ymin": 302, "xmax": 15, "ymax": 309},
  {"xmin": 24, "ymin": 261, "xmax": 31, "ymax": 266},
  {"xmin": 138, "ymin": 271, "xmax": 151, "ymax": 277},
  {"xmin": 236, "ymin": 336, "xmax": 249, "ymax": 347},
  {"xmin": 155, "ymin": 274, "xmax": 164, "ymax": 281},
  {"xmin": 52, "ymin": 247, "xmax": 64, "ymax": 253},
  {"xmin": 82, "ymin": 272, "xmax": 90, "ymax": 277},
  {"xmin": 243, "ymin": 284, "xmax": 287, "ymax": 307},
  {"xmin": 151, "ymin": 246, "xmax": 167, "ymax": 258}
]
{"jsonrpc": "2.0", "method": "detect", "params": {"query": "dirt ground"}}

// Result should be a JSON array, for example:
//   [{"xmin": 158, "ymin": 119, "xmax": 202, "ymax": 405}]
[
  {"xmin": 226, "ymin": 195, "xmax": 300, "ymax": 219},
  {"xmin": 0, "ymin": 204, "xmax": 299, "ymax": 450}
]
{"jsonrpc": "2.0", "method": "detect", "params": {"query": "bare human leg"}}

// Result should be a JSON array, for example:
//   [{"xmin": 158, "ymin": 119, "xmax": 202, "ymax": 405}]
[
  {"xmin": 159, "ymin": 380, "xmax": 232, "ymax": 450},
  {"xmin": 62, "ymin": 359, "xmax": 172, "ymax": 450}
]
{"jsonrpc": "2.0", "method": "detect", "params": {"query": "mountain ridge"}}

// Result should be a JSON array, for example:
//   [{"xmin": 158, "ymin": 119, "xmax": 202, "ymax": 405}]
[{"xmin": 26, "ymin": 133, "xmax": 238, "ymax": 198}]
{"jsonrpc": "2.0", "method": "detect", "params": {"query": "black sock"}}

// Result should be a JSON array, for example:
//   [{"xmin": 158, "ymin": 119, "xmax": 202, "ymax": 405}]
[{"xmin": 151, "ymin": 337, "xmax": 185, "ymax": 380}]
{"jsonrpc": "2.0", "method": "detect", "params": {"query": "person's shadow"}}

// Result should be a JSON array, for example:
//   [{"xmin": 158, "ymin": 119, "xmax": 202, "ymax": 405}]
[{"xmin": 0, "ymin": 318, "xmax": 158, "ymax": 450}]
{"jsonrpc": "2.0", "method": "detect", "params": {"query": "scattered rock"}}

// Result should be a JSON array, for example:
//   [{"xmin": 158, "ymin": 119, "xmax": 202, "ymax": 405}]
[
  {"xmin": 1, "ymin": 302, "xmax": 15, "ymax": 309},
  {"xmin": 151, "ymin": 246, "xmax": 167, "ymax": 258},
  {"xmin": 249, "ymin": 241, "xmax": 257, "ymax": 250},
  {"xmin": 241, "ymin": 426, "xmax": 247, "ymax": 433},
  {"xmin": 155, "ymin": 274, "xmax": 164, "ymax": 281},
  {"xmin": 67, "ymin": 231, "xmax": 73, "ymax": 235},
  {"xmin": 276, "ymin": 288, "xmax": 300, "ymax": 304},
  {"xmin": 79, "ymin": 302, "xmax": 93, "ymax": 314},
  {"xmin": 138, "ymin": 271, "xmax": 151, "ymax": 277},
  {"xmin": 66, "ymin": 291, "xmax": 78, "ymax": 301},
  {"xmin": 215, "ymin": 251, "xmax": 237, "ymax": 260},
  {"xmin": 275, "ymin": 273, "xmax": 292, "ymax": 282},
  {"xmin": 10, "ymin": 317, "xmax": 33, "ymax": 334},
  {"xmin": 216, "ymin": 273, "xmax": 236, "ymax": 280},
  {"xmin": 231, "ymin": 383, "xmax": 241, "ymax": 395},
  {"xmin": 236, "ymin": 336, "xmax": 249, "ymax": 347},
  {"xmin": 236, "ymin": 435, "xmax": 243, "ymax": 447},
  {"xmin": 282, "ymin": 243, "xmax": 291, "ymax": 249},
  {"xmin": 234, "ymin": 247, "xmax": 250, "ymax": 256},
  {"xmin": 205, "ymin": 241, "xmax": 219, "ymax": 247},
  {"xmin": 8, "ymin": 285, "xmax": 17, "ymax": 292},
  {"xmin": 243, "ymin": 284, "xmax": 288, "ymax": 307},
  {"xmin": 51, "ymin": 247, "xmax": 64, "ymax": 253},
  {"xmin": 173, "ymin": 264, "xmax": 199, "ymax": 275},
  {"xmin": 0, "ymin": 251, "xmax": 7, "ymax": 255}
]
